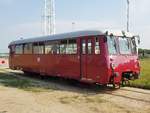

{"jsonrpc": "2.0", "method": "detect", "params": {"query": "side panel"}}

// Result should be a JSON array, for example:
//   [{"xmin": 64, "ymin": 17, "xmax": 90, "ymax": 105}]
[
  {"xmin": 40, "ymin": 54, "xmax": 80, "ymax": 79},
  {"xmin": 80, "ymin": 36, "xmax": 109, "ymax": 84},
  {"xmin": 9, "ymin": 35, "xmax": 109, "ymax": 84},
  {"xmin": 10, "ymin": 54, "xmax": 40, "ymax": 72}
]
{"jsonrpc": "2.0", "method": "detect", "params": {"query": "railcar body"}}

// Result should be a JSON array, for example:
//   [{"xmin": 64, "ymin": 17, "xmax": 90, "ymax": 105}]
[{"xmin": 8, "ymin": 30, "xmax": 140, "ymax": 87}]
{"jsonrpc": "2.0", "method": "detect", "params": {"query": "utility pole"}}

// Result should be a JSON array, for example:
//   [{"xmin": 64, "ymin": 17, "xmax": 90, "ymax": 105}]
[
  {"xmin": 44, "ymin": 0, "xmax": 55, "ymax": 35},
  {"xmin": 127, "ymin": 0, "xmax": 130, "ymax": 32}
]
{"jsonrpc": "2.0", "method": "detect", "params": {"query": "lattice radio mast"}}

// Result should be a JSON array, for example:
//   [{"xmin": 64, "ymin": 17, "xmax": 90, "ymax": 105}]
[
  {"xmin": 44, "ymin": 0, "xmax": 55, "ymax": 35},
  {"xmin": 127, "ymin": 0, "xmax": 130, "ymax": 32}
]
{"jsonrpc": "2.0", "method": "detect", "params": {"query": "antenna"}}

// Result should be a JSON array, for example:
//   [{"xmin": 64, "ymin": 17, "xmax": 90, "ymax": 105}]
[{"xmin": 44, "ymin": 0, "xmax": 55, "ymax": 35}]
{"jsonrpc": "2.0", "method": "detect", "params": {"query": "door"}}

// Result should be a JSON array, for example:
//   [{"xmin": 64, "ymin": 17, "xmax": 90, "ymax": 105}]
[{"xmin": 80, "ymin": 37, "xmax": 94, "ymax": 80}]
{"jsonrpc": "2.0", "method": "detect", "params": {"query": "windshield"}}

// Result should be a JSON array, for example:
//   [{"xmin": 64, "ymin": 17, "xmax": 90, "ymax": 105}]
[
  {"xmin": 107, "ymin": 36, "xmax": 137, "ymax": 55},
  {"xmin": 118, "ymin": 37, "xmax": 132, "ymax": 54},
  {"xmin": 107, "ymin": 36, "xmax": 117, "ymax": 54}
]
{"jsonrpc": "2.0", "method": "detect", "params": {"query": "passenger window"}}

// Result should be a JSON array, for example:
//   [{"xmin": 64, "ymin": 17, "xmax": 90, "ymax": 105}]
[
  {"xmin": 45, "ymin": 42, "xmax": 53, "ymax": 54},
  {"xmin": 66, "ymin": 39, "xmax": 77, "ymax": 54},
  {"xmin": 82, "ymin": 40, "xmax": 86, "ymax": 54},
  {"xmin": 95, "ymin": 38, "xmax": 100, "ymax": 54},
  {"xmin": 45, "ymin": 41, "xmax": 59, "ymax": 54},
  {"xmin": 60, "ymin": 40, "xmax": 67, "ymax": 54},
  {"xmin": 54, "ymin": 43, "xmax": 60, "ymax": 54},
  {"xmin": 24, "ymin": 43, "xmax": 32, "ymax": 54},
  {"xmin": 88, "ymin": 39, "xmax": 92, "ymax": 54},
  {"xmin": 33, "ymin": 42, "xmax": 44, "ymax": 54},
  {"xmin": 15, "ymin": 45, "xmax": 23, "ymax": 54}
]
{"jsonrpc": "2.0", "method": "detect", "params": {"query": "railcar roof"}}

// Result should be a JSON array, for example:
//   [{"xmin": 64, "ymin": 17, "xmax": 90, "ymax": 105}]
[{"xmin": 9, "ymin": 30, "xmax": 135, "ymax": 45}]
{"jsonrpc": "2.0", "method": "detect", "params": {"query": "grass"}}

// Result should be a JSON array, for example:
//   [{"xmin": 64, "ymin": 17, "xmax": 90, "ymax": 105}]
[
  {"xmin": 0, "ymin": 74, "xmax": 32, "ymax": 89},
  {"xmin": 130, "ymin": 58, "xmax": 150, "ymax": 89},
  {"xmin": 0, "ymin": 70, "xmax": 58, "ymax": 92}
]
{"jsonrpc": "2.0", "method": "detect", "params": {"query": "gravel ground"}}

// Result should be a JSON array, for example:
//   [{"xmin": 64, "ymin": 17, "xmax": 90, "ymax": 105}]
[{"xmin": 0, "ymin": 68, "xmax": 150, "ymax": 113}]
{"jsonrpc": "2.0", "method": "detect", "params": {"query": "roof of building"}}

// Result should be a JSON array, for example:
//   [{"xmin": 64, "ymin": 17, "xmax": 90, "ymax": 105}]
[{"xmin": 9, "ymin": 29, "xmax": 135, "ymax": 45}]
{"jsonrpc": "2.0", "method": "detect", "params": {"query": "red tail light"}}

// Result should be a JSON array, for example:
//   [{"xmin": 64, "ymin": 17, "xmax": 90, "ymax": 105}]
[{"xmin": 2, "ymin": 61, "xmax": 5, "ymax": 64}]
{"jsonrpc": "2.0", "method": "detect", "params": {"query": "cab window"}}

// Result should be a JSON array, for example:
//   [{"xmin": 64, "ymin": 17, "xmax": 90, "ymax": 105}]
[
  {"xmin": 15, "ymin": 45, "xmax": 23, "ymax": 54},
  {"xmin": 107, "ymin": 36, "xmax": 117, "ymax": 54},
  {"xmin": 119, "ymin": 37, "xmax": 132, "ymax": 54},
  {"xmin": 131, "ymin": 38, "xmax": 137, "ymax": 54}
]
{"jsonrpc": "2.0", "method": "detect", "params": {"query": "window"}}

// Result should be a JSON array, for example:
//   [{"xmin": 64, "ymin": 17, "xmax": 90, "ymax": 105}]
[
  {"xmin": 45, "ymin": 41, "xmax": 59, "ymax": 54},
  {"xmin": 82, "ymin": 40, "xmax": 86, "ymax": 54},
  {"xmin": 60, "ymin": 40, "xmax": 67, "ymax": 54},
  {"xmin": 107, "ymin": 36, "xmax": 117, "ymax": 54},
  {"xmin": 15, "ymin": 45, "xmax": 23, "ymax": 54},
  {"xmin": 45, "ymin": 42, "xmax": 53, "ymax": 54},
  {"xmin": 95, "ymin": 38, "xmax": 100, "ymax": 54},
  {"xmin": 24, "ymin": 43, "xmax": 32, "ymax": 54},
  {"xmin": 131, "ymin": 38, "xmax": 137, "ymax": 54},
  {"xmin": 45, "ymin": 39, "xmax": 77, "ymax": 55},
  {"xmin": 10, "ymin": 45, "xmax": 15, "ymax": 54},
  {"xmin": 119, "ymin": 37, "xmax": 132, "ymax": 54},
  {"xmin": 53, "ymin": 44, "xmax": 60, "ymax": 54},
  {"xmin": 33, "ymin": 42, "xmax": 44, "ymax": 54},
  {"xmin": 88, "ymin": 39, "xmax": 92, "ymax": 54},
  {"xmin": 66, "ymin": 39, "xmax": 77, "ymax": 54}
]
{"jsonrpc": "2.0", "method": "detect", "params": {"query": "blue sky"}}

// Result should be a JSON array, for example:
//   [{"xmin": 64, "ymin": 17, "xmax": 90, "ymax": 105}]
[{"xmin": 0, "ymin": 0, "xmax": 150, "ymax": 52}]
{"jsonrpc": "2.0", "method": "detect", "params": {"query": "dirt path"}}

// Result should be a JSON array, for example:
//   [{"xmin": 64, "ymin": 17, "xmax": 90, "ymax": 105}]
[{"xmin": 0, "ymin": 68, "xmax": 150, "ymax": 113}]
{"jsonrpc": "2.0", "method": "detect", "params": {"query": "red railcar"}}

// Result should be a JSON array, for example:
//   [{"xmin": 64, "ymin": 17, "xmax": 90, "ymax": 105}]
[{"xmin": 8, "ymin": 30, "xmax": 140, "ymax": 87}]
